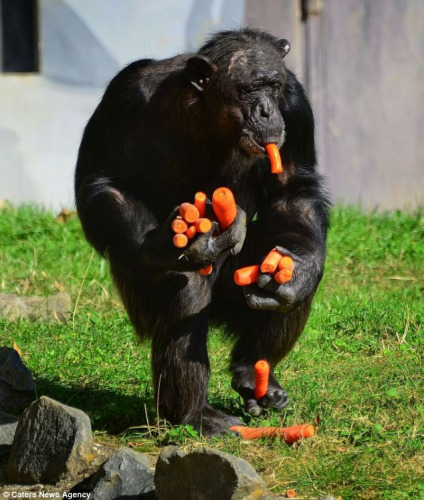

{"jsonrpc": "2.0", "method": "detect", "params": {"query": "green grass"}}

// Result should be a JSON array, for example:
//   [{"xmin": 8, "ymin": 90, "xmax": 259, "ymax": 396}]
[{"xmin": 0, "ymin": 204, "xmax": 423, "ymax": 499}]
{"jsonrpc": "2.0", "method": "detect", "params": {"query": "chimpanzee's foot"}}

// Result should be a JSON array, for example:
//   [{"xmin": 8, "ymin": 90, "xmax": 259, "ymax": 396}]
[
  {"xmin": 188, "ymin": 404, "xmax": 243, "ymax": 436},
  {"xmin": 231, "ymin": 366, "xmax": 289, "ymax": 416}
]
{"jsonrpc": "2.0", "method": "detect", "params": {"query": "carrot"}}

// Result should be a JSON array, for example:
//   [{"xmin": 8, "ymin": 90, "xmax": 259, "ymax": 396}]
[
  {"xmin": 179, "ymin": 203, "xmax": 200, "ymax": 223},
  {"xmin": 279, "ymin": 255, "xmax": 294, "ymax": 272},
  {"xmin": 285, "ymin": 489, "xmax": 297, "ymax": 498},
  {"xmin": 229, "ymin": 424, "xmax": 315, "ymax": 444},
  {"xmin": 195, "ymin": 218, "xmax": 212, "ymax": 233},
  {"xmin": 234, "ymin": 265, "xmax": 260, "ymax": 286},
  {"xmin": 212, "ymin": 187, "xmax": 237, "ymax": 230},
  {"xmin": 274, "ymin": 268, "xmax": 293, "ymax": 284},
  {"xmin": 173, "ymin": 233, "xmax": 188, "ymax": 248},
  {"xmin": 260, "ymin": 249, "xmax": 283, "ymax": 274},
  {"xmin": 171, "ymin": 218, "xmax": 188, "ymax": 234},
  {"xmin": 199, "ymin": 263, "xmax": 213, "ymax": 276},
  {"xmin": 265, "ymin": 143, "xmax": 283, "ymax": 174},
  {"xmin": 254, "ymin": 360, "xmax": 270, "ymax": 400},
  {"xmin": 185, "ymin": 225, "xmax": 197, "ymax": 239},
  {"xmin": 194, "ymin": 192, "xmax": 207, "ymax": 218}
]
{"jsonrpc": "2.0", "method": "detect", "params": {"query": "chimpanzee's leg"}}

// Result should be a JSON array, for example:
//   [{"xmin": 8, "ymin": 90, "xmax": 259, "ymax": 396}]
[
  {"xmin": 211, "ymin": 242, "xmax": 314, "ymax": 417},
  {"xmin": 112, "ymin": 266, "xmax": 242, "ymax": 435}
]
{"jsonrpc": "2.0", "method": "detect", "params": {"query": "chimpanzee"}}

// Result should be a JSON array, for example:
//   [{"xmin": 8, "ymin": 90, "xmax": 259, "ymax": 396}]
[{"xmin": 75, "ymin": 28, "xmax": 330, "ymax": 435}]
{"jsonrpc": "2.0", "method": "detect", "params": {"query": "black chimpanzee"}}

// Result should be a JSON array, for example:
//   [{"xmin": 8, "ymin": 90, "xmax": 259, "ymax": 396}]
[{"xmin": 75, "ymin": 28, "xmax": 330, "ymax": 436}]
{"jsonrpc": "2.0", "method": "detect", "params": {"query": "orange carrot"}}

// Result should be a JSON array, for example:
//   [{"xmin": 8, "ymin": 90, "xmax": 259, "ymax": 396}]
[
  {"xmin": 274, "ymin": 268, "xmax": 293, "ymax": 284},
  {"xmin": 185, "ymin": 225, "xmax": 197, "ymax": 239},
  {"xmin": 279, "ymin": 255, "xmax": 294, "ymax": 272},
  {"xmin": 212, "ymin": 187, "xmax": 237, "ymax": 230},
  {"xmin": 173, "ymin": 233, "xmax": 188, "ymax": 248},
  {"xmin": 199, "ymin": 263, "xmax": 213, "ymax": 276},
  {"xmin": 260, "ymin": 249, "xmax": 283, "ymax": 274},
  {"xmin": 179, "ymin": 203, "xmax": 200, "ymax": 223},
  {"xmin": 229, "ymin": 424, "xmax": 315, "ymax": 444},
  {"xmin": 285, "ymin": 489, "xmax": 297, "ymax": 498},
  {"xmin": 254, "ymin": 360, "xmax": 270, "ymax": 400},
  {"xmin": 195, "ymin": 218, "xmax": 212, "ymax": 233},
  {"xmin": 171, "ymin": 218, "xmax": 188, "ymax": 234},
  {"xmin": 265, "ymin": 143, "xmax": 283, "ymax": 174},
  {"xmin": 194, "ymin": 192, "xmax": 207, "ymax": 218},
  {"xmin": 234, "ymin": 265, "xmax": 260, "ymax": 286}
]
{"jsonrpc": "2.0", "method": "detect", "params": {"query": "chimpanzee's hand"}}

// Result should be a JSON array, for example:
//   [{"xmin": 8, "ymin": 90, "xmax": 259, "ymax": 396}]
[
  {"xmin": 145, "ymin": 205, "xmax": 247, "ymax": 272},
  {"xmin": 243, "ymin": 246, "xmax": 319, "ymax": 313},
  {"xmin": 179, "ymin": 206, "xmax": 247, "ymax": 270}
]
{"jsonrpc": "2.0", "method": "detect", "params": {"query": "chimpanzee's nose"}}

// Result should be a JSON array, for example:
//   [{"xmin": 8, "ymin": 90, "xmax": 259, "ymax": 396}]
[{"xmin": 259, "ymin": 98, "xmax": 273, "ymax": 119}]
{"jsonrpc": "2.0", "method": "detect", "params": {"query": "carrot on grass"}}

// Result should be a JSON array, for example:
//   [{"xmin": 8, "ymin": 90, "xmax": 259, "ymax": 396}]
[
  {"xmin": 173, "ymin": 233, "xmax": 188, "ymax": 248},
  {"xmin": 195, "ymin": 218, "xmax": 212, "ymax": 233},
  {"xmin": 234, "ymin": 265, "xmax": 260, "ymax": 286},
  {"xmin": 171, "ymin": 218, "xmax": 188, "ymax": 234},
  {"xmin": 265, "ymin": 143, "xmax": 283, "ymax": 174},
  {"xmin": 194, "ymin": 192, "xmax": 207, "ymax": 218},
  {"xmin": 229, "ymin": 424, "xmax": 315, "ymax": 444},
  {"xmin": 260, "ymin": 249, "xmax": 283, "ymax": 274},
  {"xmin": 254, "ymin": 360, "xmax": 270, "ymax": 400},
  {"xmin": 212, "ymin": 187, "xmax": 237, "ymax": 230},
  {"xmin": 179, "ymin": 203, "xmax": 200, "ymax": 223}
]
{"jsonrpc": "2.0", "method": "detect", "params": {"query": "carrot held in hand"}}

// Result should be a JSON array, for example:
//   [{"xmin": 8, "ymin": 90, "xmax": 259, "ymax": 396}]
[
  {"xmin": 274, "ymin": 268, "xmax": 293, "ymax": 284},
  {"xmin": 279, "ymin": 255, "xmax": 294, "ymax": 272},
  {"xmin": 254, "ymin": 360, "xmax": 270, "ymax": 400},
  {"xmin": 212, "ymin": 187, "xmax": 237, "ymax": 230},
  {"xmin": 260, "ymin": 249, "xmax": 283, "ymax": 274},
  {"xmin": 171, "ymin": 218, "xmax": 188, "ymax": 234},
  {"xmin": 234, "ymin": 265, "xmax": 260, "ymax": 286},
  {"xmin": 265, "ymin": 143, "xmax": 283, "ymax": 174},
  {"xmin": 229, "ymin": 424, "xmax": 315, "ymax": 444},
  {"xmin": 199, "ymin": 263, "xmax": 213, "ymax": 276},
  {"xmin": 195, "ymin": 218, "xmax": 212, "ymax": 234},
  {"xmin": 194, "ymin": 192, "xmax": 207, "ymax": 218},
  {"xmin": 173, "ymin": 233, "xmax": 188, "ymax": 248},
  {"xmin": 179, "ymin": 203, "xmax": 200, "ymax": 223},
  {"xmin": 185, "ymin": 225, "xmax": 197, "ymax": 239}
]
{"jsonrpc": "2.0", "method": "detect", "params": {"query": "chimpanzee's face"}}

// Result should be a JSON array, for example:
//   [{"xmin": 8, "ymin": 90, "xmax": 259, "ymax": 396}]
[{"xmin": 217, "ymin": 47, "xmax": 287, "ymax": 157}]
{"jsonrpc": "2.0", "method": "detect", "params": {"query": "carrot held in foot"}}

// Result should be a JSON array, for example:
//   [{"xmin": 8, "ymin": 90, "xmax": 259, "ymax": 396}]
[
  {"xmin": 199, "ymin": 263, "xmax": 213, "ymax": 276},
  {"xmin": 234, "ymin": 265, "xmax": 260, "ymax": 286},
  {"xmin": 212, "ymin": 187, "xmax": 237, "ymax": 230},
  {"xmin": 194, "ymin": 192, "xmax": 207, "ymax": 218},
  {"xmin": 195, "ymin": 218, "xmax": 212, "ymax": 234},
  {"xmin": 229, "ymin": 424, "xmax": 315, "ymax": 444},
  {"xmin": 274, "ymin": 268, "xmax": 293, "ymax": 284},
  {"xmin": 265, "ymin": 143, "xmax": 283, "ymax": 174},
  {"xmin": 171, "ymin": 218, "xmax": 188, "ymax": 234},
  {"xmin": 260, "ymin": 249, "xmax": 284, "ymax": 273},
  {"xmin": 185, "ymin": 225, "xmax": 197, "ymax": 239},
  {"xmin": 254, "ymin": 360, "xmax": 270, "ymax": 400},
  {"xmin": 173, "ymin": 233, "xmax": 188, "ymax": 248}
]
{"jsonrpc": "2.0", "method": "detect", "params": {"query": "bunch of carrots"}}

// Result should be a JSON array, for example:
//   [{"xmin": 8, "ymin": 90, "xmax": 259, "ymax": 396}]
[
  {"xmin": 234, "ymin": 248, "xmax": 294, "ymax": 286},
  {"xmin": 171, "ymin": 187, "xmax": 238, "ymax": 276}
]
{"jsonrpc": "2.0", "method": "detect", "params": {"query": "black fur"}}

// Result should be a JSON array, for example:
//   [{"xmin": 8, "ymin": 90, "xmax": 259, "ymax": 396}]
[{"xmin": 75, "ymin": 28, "xmax": 330, "ymax": 435}]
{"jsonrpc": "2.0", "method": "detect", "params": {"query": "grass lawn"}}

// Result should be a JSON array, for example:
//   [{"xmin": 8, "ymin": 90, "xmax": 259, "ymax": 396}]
[{"xmin": 0, "ymin": 204, "xmax": 423, "ymax": 499}]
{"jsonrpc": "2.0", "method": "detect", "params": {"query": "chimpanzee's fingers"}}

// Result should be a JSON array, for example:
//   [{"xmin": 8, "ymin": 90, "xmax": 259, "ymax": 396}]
[
  {"xmin": 243, "ymin": 286, "xmax": 282, "ymax": 311},
  {"xmin": 245, "ymin": 398, "xmax": 262, "ymax": 417}
]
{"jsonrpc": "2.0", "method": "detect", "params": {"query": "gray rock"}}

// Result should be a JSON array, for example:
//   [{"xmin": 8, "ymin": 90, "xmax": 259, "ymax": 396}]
[
  {"xmin": 0, "ymin": 347, "xmax": 36, "ymax": 415},
  {"xmin": 7, "ymin": 396, "xmax": 93, "ymax": 484},
  {"xmin": 71, "ymin": 448, "xmax": 155, "ymax": 499},
  {"xmin": 0, "ymin": 411, "xmax": 19, "ymax": 456},
  {"xmin": 155, "ymin": 445, "xmax": 266, "ymax": 500},
  {"xmin": 0, "ymin": 293, "xmax": 72, "ymax": 322}
]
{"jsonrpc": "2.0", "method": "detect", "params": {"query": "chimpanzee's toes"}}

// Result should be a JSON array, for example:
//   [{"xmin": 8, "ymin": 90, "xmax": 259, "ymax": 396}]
[
  {"xmin": 259, "ymin": 388, "xmax": 289, "ymax": 410},
  {"xmin": 190, "ymin": 405, "xmax": 243, "ymax": 436}
]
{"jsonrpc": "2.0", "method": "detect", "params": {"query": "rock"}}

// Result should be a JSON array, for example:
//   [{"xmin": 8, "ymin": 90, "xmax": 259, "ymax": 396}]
[
  {"xmin": 7, "ymin": 396, "xmax": 93, "ymax": 484},
  {"xmin": 155, "ymin": 445, "xmax": 266, "ymax": 500},
  {"xmin": 0, "ymin": 411, "xmax": 19, "ymax": 456},
  {"xmin": 71, "ymin": 448, "xmax": 155, "ymax": 499},
  {"xmin": 0, "ymin": 347, "xmax": 36, "ymax": 415},
  {"xmin": 0, "ymin": 293, "xmax": 72, "ymax": 322}
]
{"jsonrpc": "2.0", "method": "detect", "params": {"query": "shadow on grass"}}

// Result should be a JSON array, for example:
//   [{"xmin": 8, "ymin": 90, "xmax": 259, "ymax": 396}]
[{"xmin": 34, "ymin": 376, "xmax": 155, "ymax": 434}]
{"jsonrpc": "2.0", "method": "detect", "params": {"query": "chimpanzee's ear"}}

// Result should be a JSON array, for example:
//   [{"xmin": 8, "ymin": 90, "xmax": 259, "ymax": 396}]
[
  {"xmin": 185, "ymin": 55, "xmax": 217, "ymax": 92},
  {"xmin": 277, "ymin": 39, "xmax": 291, "ymax": 58}
]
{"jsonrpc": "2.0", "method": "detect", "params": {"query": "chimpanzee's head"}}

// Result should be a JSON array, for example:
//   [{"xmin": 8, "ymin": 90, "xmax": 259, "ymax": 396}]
[{"xmin": 185, "ymin": 28, "xmax": 291, "ymax": 157}]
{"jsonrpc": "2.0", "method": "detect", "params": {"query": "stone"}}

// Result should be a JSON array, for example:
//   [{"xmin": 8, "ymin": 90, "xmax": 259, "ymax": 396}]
[
  {"xmin": 7, "ymin": 396, "xmax": 93, "ymax": 484},
  {"xmin": 155, "ymin": 445, "xmax": 266, "ymax": 500},
  {"xmin": 0, "ymin": 411, "xmax": 19, "ymax": 456},
  {"xmin": 0, "ymin": 347, "xmax": 36, "ymax": 415},
  {"xmin": 71, "ymin": 448, "xmax": 155, "ymax": 499},
  {"xmin": 0, "ymin": 293, "xmax": 72, "ymax": 322}
]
